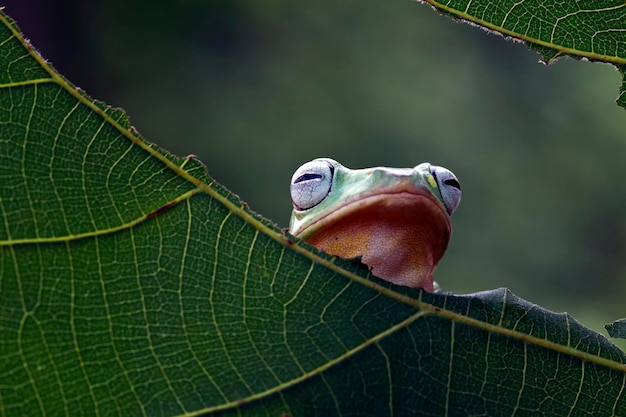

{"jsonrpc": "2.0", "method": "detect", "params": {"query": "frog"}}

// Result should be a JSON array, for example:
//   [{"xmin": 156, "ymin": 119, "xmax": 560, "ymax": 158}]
[{"xmin": 289, "ymin": 158, "xmax": 461, "ymax": 292}]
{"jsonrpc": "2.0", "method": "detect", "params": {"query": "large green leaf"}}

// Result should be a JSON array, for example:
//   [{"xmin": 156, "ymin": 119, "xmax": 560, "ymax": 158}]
[
  {"xmin": 418, "ymin": 0, "xmax": 626, "ymax": 108},
  {"xmin": 1, "ymin": 9, "xmax": 625, "ymax": 417}
]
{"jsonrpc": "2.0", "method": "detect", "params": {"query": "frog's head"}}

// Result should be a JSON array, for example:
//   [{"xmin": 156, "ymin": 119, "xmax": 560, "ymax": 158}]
[{"xmin": 289, "ymin": 158, "xmax": 461, "ymax": 292}]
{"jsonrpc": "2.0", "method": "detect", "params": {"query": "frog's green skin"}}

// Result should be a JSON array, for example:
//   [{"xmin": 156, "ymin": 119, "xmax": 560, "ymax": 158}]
[{"xmin": 289, "ymin": 158, "xmax": 461, "ymax": 292}]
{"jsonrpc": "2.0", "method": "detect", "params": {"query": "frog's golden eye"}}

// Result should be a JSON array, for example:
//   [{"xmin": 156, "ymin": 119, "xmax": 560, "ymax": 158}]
[
  {"xmin": 430, "ymin": 165, "xmax": 461, "ymax": 216},
  {"xmin": 290, "ymin": 159, "xmax": 335, "ymax": 210}
]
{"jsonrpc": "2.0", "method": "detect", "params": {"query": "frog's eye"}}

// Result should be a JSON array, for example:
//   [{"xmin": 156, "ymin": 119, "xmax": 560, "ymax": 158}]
[
  {"xmin": 290, "ymin": 159, "xmax": 334, "ymax": 210},
  {"xmin": 430, "ymin": 166, "xmax": 461, "ymax": 216}
]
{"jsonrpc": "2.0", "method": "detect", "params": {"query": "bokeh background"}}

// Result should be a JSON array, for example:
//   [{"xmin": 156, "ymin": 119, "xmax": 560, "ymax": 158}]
[{"xmin": 7, "ymin": 1, "xmax": 626, "ymax": 346}]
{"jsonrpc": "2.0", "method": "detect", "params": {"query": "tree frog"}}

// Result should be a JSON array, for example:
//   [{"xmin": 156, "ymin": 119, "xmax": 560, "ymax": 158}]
[{"xmin": 289, "ymin": 158, "xmax": 461, "ymax": 292}]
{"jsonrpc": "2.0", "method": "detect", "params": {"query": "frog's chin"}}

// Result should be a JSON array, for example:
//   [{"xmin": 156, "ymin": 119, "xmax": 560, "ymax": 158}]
[{"xmin": 299, "ymin": 190, "xmax": 451, "ymax": 292}]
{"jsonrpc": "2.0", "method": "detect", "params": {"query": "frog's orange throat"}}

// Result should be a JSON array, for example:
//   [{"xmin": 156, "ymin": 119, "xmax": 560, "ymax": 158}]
[{"xmin": 296, "ymin": 189, "xmax": 451, "ymax": 292}]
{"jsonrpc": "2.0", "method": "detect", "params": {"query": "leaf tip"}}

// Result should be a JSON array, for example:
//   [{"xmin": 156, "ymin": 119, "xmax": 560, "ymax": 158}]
[{"xmin": 605, "ymin": 318, "xmax": 626, "ymax": 339}]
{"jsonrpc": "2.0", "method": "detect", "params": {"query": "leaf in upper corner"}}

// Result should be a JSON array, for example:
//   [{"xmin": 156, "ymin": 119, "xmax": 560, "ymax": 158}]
[
  {"xmin": 416, "ymin": 0, "xmax": 626, "ymax": 108},
  {"xmin": 607, "ymin": 318, "xmax": 626, "ymax": 339},
  {"xmin": 1, "ymin": 9, "xmax": 626, "ymax": 417}
]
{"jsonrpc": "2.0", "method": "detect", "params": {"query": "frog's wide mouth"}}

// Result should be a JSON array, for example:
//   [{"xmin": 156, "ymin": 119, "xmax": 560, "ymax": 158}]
[{"xmin": 294, "ymin": 184, "xmax": 451, "ymax": 239}]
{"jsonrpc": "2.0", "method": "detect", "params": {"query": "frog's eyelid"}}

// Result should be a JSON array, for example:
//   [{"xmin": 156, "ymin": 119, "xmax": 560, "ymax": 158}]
[
  {"xmin": 290, "ymin": 160, "xmax": 334, "ymax": 210},
  {"xmin": 430, "ymin": 165, "xmax": 462, "ymax": 216}
]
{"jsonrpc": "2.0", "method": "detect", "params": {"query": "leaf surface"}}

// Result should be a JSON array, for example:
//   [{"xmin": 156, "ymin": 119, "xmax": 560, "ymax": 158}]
[{"xmin": 0, "ymin": 10, "xmax": 625, "ymax": 417}]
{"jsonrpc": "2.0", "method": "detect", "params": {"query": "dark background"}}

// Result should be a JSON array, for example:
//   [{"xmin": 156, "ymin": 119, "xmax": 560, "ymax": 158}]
[{"xmin": 6, "ymin": 1, "xmax": 626, "ymax": 345}]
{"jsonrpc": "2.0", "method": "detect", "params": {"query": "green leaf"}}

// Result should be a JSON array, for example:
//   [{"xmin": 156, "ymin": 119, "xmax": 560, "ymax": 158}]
[
  {"xmin": 607, "ymin": 319, "xmax": 626, "ymax": 340},
  {"xmin": 418, "ymin": 0, "xmax": 626, "ymax": 108},
  {"xmin": 618, "ymin": 65, "xmax": 626, "ymax": 108},
  {"xmin": 1, "ymin": 9, "xmax": 625, "ymax": 417}
]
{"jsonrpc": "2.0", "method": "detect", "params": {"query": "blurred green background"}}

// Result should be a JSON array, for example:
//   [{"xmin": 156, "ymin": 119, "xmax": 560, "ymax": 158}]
[{"xmin": 7, "ymin": 1, "xmax": 626, "ymax": 344}]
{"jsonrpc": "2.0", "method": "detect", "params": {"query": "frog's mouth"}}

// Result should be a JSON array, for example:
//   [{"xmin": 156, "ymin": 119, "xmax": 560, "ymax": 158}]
[{"xmin": 297, "ymin": 186, "xmax": 451, "ymax": 292}]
